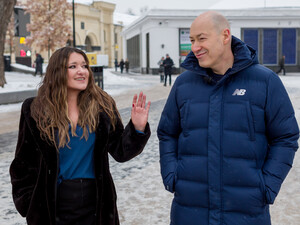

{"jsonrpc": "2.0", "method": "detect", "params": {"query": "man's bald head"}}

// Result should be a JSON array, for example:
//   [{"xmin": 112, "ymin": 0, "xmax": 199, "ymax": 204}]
[
  {"xmin": 189, "ymin": 11, "xmax": 234, "ymax": 75},
  {"xmin": 192, "ymin": 11, "xmax": 230, "ymax": 34}
]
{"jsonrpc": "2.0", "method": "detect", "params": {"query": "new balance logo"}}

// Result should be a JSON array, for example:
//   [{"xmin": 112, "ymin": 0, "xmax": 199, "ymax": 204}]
[{"xmin": 232, "ymin": 89, "xmax": 246, "ymax": 96}]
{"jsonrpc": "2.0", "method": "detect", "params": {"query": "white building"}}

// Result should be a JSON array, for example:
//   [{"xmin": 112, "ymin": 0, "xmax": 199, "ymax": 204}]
[{"xmin": 122, "ymin": 5, "xmax": 300, "ymax": 74}]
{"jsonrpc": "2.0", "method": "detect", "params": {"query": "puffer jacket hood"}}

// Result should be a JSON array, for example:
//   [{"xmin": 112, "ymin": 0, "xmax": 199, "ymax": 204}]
[{"xmin": 181, "ymin": 36, "xmax": 258, "ymax": 78}]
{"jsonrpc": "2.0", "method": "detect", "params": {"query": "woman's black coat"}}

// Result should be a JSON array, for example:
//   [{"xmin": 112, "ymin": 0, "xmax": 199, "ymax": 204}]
[{"xmin": 10, "ymin": 97, "xmax": 151, "ymax": 225}]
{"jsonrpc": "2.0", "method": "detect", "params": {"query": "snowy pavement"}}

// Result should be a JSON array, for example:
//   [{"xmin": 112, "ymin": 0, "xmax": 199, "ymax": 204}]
[{"xmin": 0, "ymin": 72, "xmax": 300, "ymax": 225}]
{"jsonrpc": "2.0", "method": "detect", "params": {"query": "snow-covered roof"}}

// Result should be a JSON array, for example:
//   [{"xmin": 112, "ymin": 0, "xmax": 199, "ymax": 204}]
[
  {"xmin": 210, "ymin": 0, "xmax": 300, "ymax": 9},
  {"xmin": 113, "ymin": 12, "xmax": 139, "ymax": 26}
]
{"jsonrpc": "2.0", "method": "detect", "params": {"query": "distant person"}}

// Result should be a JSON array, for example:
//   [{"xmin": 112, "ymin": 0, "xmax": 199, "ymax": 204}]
[
  {"xmin": 163, "ymin": 54, "xmax": 174, "ymax": 86},
  {"xmin": 125, "ymin": 58, "xmax": 130, "ymax": 73},
  {"xmin": 34, "ymin": 53, "xmax": 44, "ymax": 76},
  {"xmin": 119, "ymin": 59, "xmax": 125, "ymax": 74},
  {"xmin": 10, "ymin": 46, "xmax": 151, "ymax": 225},
  {"xmin": 114, "ymin": 58, "xmax": 118, "ymax": 72},
  {"xmin": 158, "ymin": 56, "xmax": 165, "ymax": 83},
  {"xmin": 276, "ymin": 55, "xmax": 286, "ymax": 75},
  {"xmin": 157, "ymin": 11, "xmax": 299, "ymax": 225}
]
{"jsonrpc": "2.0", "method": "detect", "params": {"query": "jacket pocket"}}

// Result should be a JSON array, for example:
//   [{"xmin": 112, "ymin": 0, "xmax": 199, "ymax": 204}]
[
  {"xmin": 180, "ymin": 100, "xmax": 190, "ymax": 136},
  {"xmin": 245, "ymin": 101, "xmax": 256, "ymax": 141},
  {"xmin": 258, "ymin": 170, "xmax": 267, "ymax": 205},
  {"xmin": 174, "ymin": 164, "xmax": 179, "ymax": 193}
]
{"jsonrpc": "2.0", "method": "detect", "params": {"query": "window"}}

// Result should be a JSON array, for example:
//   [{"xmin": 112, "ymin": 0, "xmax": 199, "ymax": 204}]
[
  {"xmin": 81, "ymin": 22, "xmax": 85, "ymax": 30},
  {"xmin": 243, "ymin": 29, "xmax": 259, "ymax": 55},
  {"xmin": 115, "ymin": 33, "xmax": 118, "ymax": 44},
  {"xmin": 263, "ymin": 29, "xmax": 277, "ymax": 65},
  {"xmin": 282, "ymin": 28, "xmax": 296, "ymax": 64},
  {"xmin": 127, "ymin": 35, "xmax": 140, "ymax": 68}
]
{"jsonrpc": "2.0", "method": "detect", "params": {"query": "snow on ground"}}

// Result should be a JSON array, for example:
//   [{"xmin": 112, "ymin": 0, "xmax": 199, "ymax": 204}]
[{"xmin": 1, "ymin": 70, "xmax": 300, "ymax": 225}]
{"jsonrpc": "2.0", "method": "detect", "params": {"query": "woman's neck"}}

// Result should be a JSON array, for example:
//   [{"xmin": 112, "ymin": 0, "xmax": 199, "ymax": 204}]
[{"xmin": 67, "ymin": 92, "xmax": 79, "ymax": 127}]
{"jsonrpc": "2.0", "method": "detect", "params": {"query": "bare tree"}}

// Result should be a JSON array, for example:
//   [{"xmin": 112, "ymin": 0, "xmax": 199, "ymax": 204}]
[
  {"xmin": 22, "ymin": 0, "xmax": 72, "ymax": 60},
  {"xmin": 6, "ymin": 14, "xmax": 15, "ymax": 59},
  {"xmin": 0, "ymin": 0, "xmax": 16, "ymax": 88}
]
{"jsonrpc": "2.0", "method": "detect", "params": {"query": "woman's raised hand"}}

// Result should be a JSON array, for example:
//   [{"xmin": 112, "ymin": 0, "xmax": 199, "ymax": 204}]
[{"xmin": 131, "ymin": 91, "xmax": 151, "ymax": 132}]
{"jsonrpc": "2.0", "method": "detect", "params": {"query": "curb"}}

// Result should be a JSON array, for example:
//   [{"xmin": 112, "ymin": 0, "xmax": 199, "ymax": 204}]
[{"xmin": 0, "ymin": 90, "xmax": 37, "ymax": 105}]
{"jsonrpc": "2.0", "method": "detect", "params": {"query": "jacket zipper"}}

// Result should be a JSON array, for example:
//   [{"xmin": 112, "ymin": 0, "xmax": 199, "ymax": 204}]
[{"xmin": 220, "ymin": 86, "xmax": 224, "ymax": 223}]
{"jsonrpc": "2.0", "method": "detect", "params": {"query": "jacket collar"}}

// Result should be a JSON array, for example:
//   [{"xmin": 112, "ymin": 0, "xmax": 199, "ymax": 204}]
[{"xmin": 181, "ymin": 36, "xmax": 258, "ymax": 77}]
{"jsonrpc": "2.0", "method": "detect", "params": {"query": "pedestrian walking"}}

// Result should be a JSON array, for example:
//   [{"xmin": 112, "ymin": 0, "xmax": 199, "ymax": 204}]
[
  {"xmin": 163, "ymin": 54, "xmax": 174, "ymax": 86},
  {"xmin": 34, "ymin": 53, "xmax": 44, "ymax": 76},
  {"xmin": 125, "ymin": 58, "xmax": 129, "ymax": 73},
  {"xmin": 119, "ymin": 59, "xmax": 125, "ymax": 74},
  {"xmin": 114, "ymin": 58, "xmax": 118, "ymax": 72},
  {"xmin": 276, "ymin": 55, "xmax": 286, "ymax": 75},
  {"xmin": 157, "ymin": 11, "xmax": 299, "ymax": 225},
  {"xmin": 9, "ymin": 47, "xmax": 151, "ymax": 225},
  {"xmin": 158, "ymin": 56, "xmax": 165, "ymax": 83}
]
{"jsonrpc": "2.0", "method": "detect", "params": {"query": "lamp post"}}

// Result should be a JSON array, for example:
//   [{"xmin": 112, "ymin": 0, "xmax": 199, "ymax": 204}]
[{"xmin": 72, "ymin": 0, "xmax": 76, "ymax": 47}]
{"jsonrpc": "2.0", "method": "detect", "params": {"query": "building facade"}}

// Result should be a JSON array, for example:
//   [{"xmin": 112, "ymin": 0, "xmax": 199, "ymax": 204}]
[
  {"xmin": 5, "ymin": 1, "xmax": 124, "ymax": 68},
  {"xmin": 122, "ymin": 8, "xmax": 300, "ymax": 74}
]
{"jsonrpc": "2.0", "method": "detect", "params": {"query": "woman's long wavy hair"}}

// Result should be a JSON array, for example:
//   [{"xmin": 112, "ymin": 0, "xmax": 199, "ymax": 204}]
[{"xmin": 31, "ymin": 47, "xmax": 118, "ymax": 149}]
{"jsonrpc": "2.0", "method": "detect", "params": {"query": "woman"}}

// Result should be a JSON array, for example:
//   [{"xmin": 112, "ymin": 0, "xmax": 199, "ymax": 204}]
[
  {"xmin": 10, "ymin": 47, "xmax": 151, "ymax": 225},
  {"xmin": 158, "ymin": 56, "xmax": 165, "ymax": 83}
]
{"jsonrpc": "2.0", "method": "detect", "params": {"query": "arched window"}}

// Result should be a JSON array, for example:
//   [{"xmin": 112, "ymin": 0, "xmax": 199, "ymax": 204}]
[{"xmin": 85, "ymin": 36, "xmax": 92, "ymax": 52}]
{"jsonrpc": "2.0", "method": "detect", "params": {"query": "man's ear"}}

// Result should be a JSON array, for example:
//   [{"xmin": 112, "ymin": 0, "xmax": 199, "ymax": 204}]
[{"xmin": 223, "ymin": 28, "xmax": 231, "ymax": 45}]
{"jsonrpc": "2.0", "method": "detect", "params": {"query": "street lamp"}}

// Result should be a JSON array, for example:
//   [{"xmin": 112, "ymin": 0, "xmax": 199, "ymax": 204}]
[{"xmin": 72, "ymin": 0, "xmax": 76, "ymax": 47}]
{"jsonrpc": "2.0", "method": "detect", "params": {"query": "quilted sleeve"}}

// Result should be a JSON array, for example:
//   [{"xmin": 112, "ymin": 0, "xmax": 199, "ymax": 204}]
[
  {"xmin": 157, "ymin": 85, "xmax": 180, "ymax": 193},
  {"xmin": 263, "ymin": 74, "xmax": 299, "ymax": 204}
]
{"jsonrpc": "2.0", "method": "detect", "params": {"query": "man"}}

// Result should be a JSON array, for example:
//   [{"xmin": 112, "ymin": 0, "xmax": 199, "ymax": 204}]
[
  {"xmin": 157, "ymin": 11, "xmax": 299, "ymax": 225},
  {"xmin": 34, "ymin": 53, "xmax": 44, "ymax": 76},
  {"xmin": 276, "ymin": 55, "xmax": 286, "ymax": 75},
  {"xmin": 114, "ymin": 58, "xmax": 118, "ymax": 72},
  {"xmin": 163, "ymin": 54, "xmax": 174, "ymax": 86},
  {"xmin": 119, "ymin": 59, "xmax": 125, "ymax": 74}
]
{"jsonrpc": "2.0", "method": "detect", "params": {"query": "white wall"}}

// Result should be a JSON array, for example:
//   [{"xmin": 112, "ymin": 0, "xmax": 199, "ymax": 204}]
[
  {"xmin": 148, "ymin": 27, "xmax": 179, "ymax": 68},
  {"xmin": 123, "ymin": 8, "xmax": 300, "ymax": 72}
]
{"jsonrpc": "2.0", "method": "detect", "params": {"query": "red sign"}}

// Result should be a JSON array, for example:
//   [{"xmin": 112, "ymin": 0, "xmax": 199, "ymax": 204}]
[{"xmin": 20, "ymin": 49, "xmax": 26, "ymax": 57}]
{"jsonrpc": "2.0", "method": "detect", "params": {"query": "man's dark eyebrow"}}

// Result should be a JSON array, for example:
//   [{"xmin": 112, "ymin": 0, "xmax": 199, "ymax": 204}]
[{"xmin": 189, "ymin": 33, "xmax": 205, "ymax": 39}]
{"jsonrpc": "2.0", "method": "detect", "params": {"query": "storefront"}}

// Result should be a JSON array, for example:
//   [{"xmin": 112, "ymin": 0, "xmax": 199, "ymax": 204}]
[{"xmin": 123, "ymin": 8, "xmax": 300, "ymax": 74}]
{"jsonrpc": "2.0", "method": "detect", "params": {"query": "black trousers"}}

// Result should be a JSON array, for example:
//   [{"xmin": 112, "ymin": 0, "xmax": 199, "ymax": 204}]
[
  {"xmin": 164, "ymin": 73, "xmax": 172, "ymax": 86},
  {"xmin": 276, "ymin": 66, "xmax": 286, "ymax": 75},
  {"xmin": 56, "ymin": 179, "xmax": 97, "ymax": 225}
]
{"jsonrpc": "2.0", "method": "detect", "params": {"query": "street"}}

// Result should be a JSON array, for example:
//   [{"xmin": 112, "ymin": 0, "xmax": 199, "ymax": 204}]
[{"xmin": 0, "ymin": 74, "xmax": 300, "ymax": 225}]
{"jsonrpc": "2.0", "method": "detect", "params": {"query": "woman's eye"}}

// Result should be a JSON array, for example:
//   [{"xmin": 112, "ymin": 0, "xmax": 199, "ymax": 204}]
[
  {"xmin": 68, "ymin": 65, "xmax": 76, "ymax": 69},
  {"xmin": 83, "ymin": 65, "xmax": 88, "ymax": 68}
]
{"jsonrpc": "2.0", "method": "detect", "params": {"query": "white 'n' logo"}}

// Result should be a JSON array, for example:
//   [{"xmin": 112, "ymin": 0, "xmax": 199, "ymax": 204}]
[{"xmin": 232, "ymin": 89, "xmax": 246, "ymax": 96}]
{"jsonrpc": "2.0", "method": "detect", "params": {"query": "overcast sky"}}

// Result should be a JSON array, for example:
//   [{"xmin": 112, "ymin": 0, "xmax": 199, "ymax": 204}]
[
  {"xmin": 74, "ymin": 0, "xmax": 300, "ymax": 15},
  {"xmin": 74, "ymin": 0, "xmax": 221, "ymax": 15}
]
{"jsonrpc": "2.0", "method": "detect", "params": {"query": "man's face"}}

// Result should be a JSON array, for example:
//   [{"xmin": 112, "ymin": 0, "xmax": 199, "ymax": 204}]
[{"xmin": 189, "ymin": 18, "xmax": 226, "ymax": 73}]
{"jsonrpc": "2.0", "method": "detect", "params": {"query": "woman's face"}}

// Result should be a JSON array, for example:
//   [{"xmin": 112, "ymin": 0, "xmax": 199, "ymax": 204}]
[{"xmin": 66, "ymin": 52, "xmax": 89, "ymax": 95}]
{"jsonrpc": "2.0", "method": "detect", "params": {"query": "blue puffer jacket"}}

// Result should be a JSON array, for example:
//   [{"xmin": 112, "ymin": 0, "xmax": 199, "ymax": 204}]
[{"xmin": 157, "ymin": 36, "xmax": 299, "ymax": 225}]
